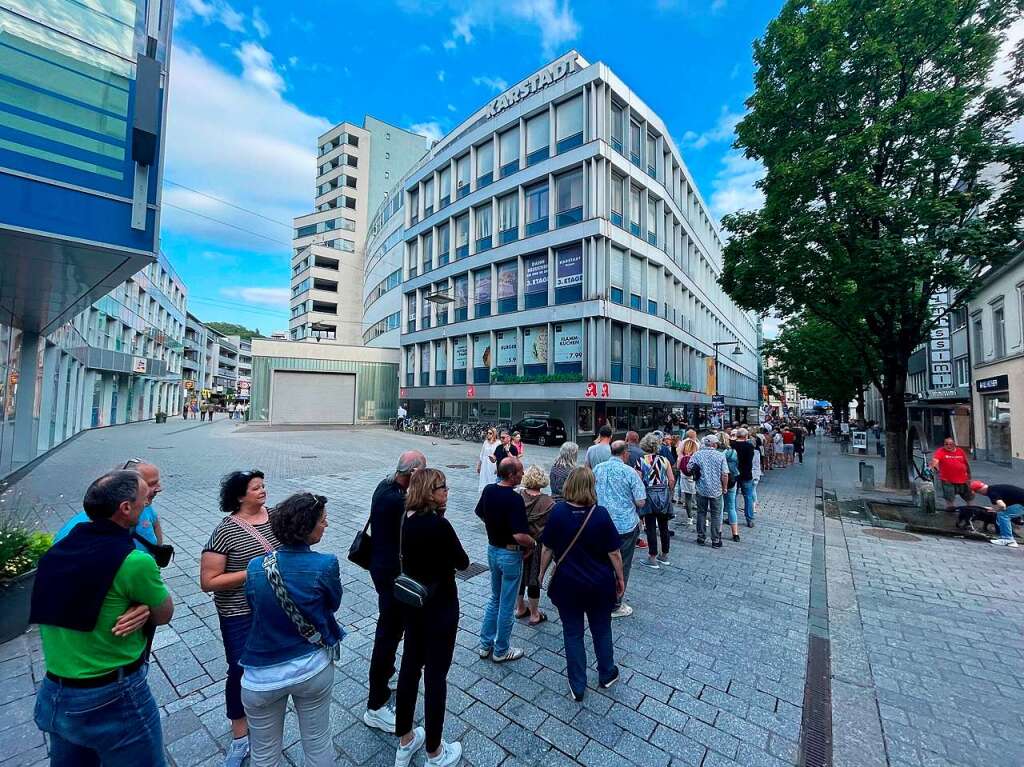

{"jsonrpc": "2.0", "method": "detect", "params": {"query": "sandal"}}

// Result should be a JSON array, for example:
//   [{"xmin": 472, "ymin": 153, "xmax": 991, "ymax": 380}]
[
  {"xmin": 514, "ymin": 608, "xmax": 530, "ymax": 619},
  {"xmin": 528, "ymin": 612, "xmax": 548, "ymax": 626}
]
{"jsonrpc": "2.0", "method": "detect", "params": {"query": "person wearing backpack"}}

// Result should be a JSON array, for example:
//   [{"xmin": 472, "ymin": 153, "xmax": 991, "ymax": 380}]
[{"xmin": 638, "ymin": 432, "xmax": 676, "ymax": 569}]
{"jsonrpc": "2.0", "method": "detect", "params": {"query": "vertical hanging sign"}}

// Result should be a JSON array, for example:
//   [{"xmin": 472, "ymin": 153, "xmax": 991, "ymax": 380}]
[{"xmin": 928, "ymin": 290, "xmax": 953, "ymax": 390}]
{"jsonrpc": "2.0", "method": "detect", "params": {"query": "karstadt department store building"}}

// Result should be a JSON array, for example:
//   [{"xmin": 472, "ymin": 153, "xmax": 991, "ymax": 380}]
[{"xmin": 363, "ymin": 52, "xmax": 759, "ymax": 441}]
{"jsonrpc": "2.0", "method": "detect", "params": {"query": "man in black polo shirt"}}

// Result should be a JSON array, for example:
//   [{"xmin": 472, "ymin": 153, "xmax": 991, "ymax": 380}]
[
  {"xmin": 476, "ymin": 457, "xmax": 534, "ymax": 662},
  {"xmin": 363, "ymin": 450, "xmax": 427, "ymax": 732},
  {"xmin": 493, "ymin": 430, "xmax": 519, "ymax": 464},
  {"xmin": 732, "ymin": 428, "xmax": 758, "ymax": 529}
]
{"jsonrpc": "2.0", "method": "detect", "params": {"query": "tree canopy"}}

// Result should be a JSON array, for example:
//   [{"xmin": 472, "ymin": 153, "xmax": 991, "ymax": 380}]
[{"xmin": 206, "ymin": 322, "xmax": 261, "ymax": 340}]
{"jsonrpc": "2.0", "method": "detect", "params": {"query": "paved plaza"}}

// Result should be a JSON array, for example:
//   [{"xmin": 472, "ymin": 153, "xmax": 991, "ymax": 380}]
[{"xmin": 0, "ymin": 420, "xmax": 1021, "ymax": 767}]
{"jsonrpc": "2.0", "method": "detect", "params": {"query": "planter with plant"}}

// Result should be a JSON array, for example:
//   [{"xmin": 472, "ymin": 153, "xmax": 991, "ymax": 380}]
[
  {"xmin": 0, "ymin": 491, "xmax": 54, "ymax": 644},
  {"xmin": 154, "ymin": 411, "xmax": 167, "ymax": 424}
]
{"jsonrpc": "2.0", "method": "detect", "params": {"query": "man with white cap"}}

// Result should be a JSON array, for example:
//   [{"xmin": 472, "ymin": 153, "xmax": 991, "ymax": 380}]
[{"xmin": 685, "ymin": 434, "xmax": 730, "ymax": 548}]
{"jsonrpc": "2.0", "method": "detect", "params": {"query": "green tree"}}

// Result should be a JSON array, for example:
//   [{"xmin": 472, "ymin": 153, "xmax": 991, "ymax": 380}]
[
  {"xmin": 764, "ymin": 314, "xmax": 875, "ymax": 422},
  {"xmin": 205, "ymin": 322, "xmax": 261, "ymax": 340},
  {"xmin": 721, "ymin": 0, "xmax": 1024, "ymax": 488}
]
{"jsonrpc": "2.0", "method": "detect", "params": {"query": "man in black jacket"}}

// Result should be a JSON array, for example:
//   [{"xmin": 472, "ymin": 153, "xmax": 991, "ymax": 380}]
[{"xmin": 364, "ymin": 450, "xmax": 427, "ymax": 731}]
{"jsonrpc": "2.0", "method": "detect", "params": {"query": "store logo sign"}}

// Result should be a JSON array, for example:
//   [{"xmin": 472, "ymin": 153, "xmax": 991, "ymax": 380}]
[{"xmin": 486, "ymin": 55, "xmax": 578, "ymax": 118}]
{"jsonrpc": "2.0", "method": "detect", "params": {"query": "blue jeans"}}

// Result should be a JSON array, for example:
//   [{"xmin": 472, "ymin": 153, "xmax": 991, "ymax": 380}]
[
  {"xmin": 479, "ymin": 546, "xmax": 523, "ymax": 657},
  {"xmin": 219, "ymin": 612, "xmax": 253, "ymax": 721},
  {"xmin": 723, "ymin": 485, "xmax": 738, "ymax": 525},
  {"xmin": 739, "ymin": 480, "xmax": 757, "ymax": 522},
  {"xmin": 34, "ymin": 665, "xmax": 165, "ymax": 766},
  {"xmin": 558, "ymin": 602, "xmax": 616, "ymax": 696},
  {"xmin": 996, "ymin": 503, "xmax": 1024, "ymax": 539}
]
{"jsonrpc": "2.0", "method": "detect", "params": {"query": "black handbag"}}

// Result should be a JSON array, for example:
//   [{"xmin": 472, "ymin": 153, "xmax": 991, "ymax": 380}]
[
  {"xmin": 392, "ymin": 514, "xmax": 433, "ymax": 608},
  {"xmin": 348, "ymin": 516, "xmax": 372, "ymax": 570},
  {"xmin": 133, "ymin": 532, "xmax": 174, "ymax": 568}
]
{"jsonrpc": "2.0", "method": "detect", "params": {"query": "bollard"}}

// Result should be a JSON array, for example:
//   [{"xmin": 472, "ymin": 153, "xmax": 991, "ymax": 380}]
[{"xmin": 860, "ymin": 462, "xmax": 875, "ymax": 491}]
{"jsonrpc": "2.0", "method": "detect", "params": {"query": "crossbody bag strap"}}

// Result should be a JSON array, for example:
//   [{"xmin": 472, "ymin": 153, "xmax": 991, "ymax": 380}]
[
  {"xmin": 549, "ymin": 505, "xmax": 595, "ymax": 581},
  {"xmin": 262, "ymin": 553, "xmax": 340, "ymax": 659},
  {"xmin": 227, "ymin": 515, "xmax": 274, "ymax": 553}
]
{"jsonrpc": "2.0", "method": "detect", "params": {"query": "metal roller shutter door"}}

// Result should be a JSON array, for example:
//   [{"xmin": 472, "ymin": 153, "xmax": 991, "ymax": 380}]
[{"xmin": 271, "ymin": 371, "xmax": 356, "ymax": 424}]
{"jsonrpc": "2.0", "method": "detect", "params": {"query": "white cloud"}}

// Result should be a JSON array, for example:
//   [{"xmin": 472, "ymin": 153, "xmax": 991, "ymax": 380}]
[
  {"xmin": 235, "ymin": 41, "xmax": 284, "ymax": 94},
  {"xmin": 417, "ymin": 43, "xmax": 433, "ymax": 53},
  {"xmin": 447, "ymin": 103, "xmax": 457, "ymax": 112},
  {"xmin": 162, "ymin": 44, "xmax": 331, "ymax": 252},
  {"xmin": 437, "ymin": 69, "xmax": 446, "ymax": 82},
  {"xmin": 406, "ymin": 121, "xmax": 445, "ymax": 143},
  {"xmin": 221, "ymin": 287, "xmax": 291, "ymax": 308},
  {"xmin": 252, "ymin": 6, "xmax": 270, "ymax": 38},
  {"xmin": 440, "ymin": 0, "xmax": 580, "ymax": 59},
  {"xmin": 472, "ymin": 74, "xmax": 508, "ymax": 92},
  {"xmin": 288, "ymin": 55, "xmax": 299, "ymax": 67},
  {"xmin": 710, "ymin": 149, "xmax": 765, "ymax": 220},
  {"xmin": 177, "ymin": 0, "xmax": 245, "ymax": 33},
  {"xmin": 682, "ymin": 106, "xmax": 743, "ymax": 150},
  {"xmin": 711, "ymin": 0, "xmax": 727, "ymax": 11}
]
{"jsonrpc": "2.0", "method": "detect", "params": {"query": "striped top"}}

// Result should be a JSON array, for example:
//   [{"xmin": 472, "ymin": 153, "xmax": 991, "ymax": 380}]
[{"xmin": 204, "ymin": 516, "xmax": 280, "ymax": 617}]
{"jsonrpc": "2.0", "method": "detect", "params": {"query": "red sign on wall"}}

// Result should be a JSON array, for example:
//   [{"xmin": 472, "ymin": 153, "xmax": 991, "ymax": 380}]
[
  {"xmin": 467, "ymin": 385, "xmax": 476, "ymax": 398},
  {"xmin": 400, "ymin": 388, "xmax": 407, "ymax": 398},
  {"xmin": 584, "ymin": 382, "xmax": 610, "ymax": 399}
]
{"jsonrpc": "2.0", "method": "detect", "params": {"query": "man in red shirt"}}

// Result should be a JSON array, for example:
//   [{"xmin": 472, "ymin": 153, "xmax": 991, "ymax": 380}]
[{"xmin": 930, "ymin": 437, "xmax": 973, "ymax": 512}]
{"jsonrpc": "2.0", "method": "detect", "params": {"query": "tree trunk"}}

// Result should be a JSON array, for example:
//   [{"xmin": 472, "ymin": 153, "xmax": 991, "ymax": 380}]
[
  {"xmin": 855, "ymin": 387, "xmax": 866, "ymax": 424},
  {"xmin": 881, "ymin": 373, "xmax": 910, "ymax": 490}
]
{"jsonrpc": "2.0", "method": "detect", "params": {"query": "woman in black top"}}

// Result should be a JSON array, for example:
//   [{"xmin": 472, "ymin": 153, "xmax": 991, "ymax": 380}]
[{"xmin": 393, "ymin": 469, "xmax": 469, "ymax": 767}]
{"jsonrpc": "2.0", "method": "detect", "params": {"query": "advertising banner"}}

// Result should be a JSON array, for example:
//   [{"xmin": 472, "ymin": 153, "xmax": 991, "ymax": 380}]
[
  {"xmin": 435, "ymin": 342, "xmax": 447, "ymax": 371},
  {"xmin": 473, "ymin": 334, "xmax": 491, "ymax": 368},
  {"xmin": 554, "ymin": 321, "xmax": 583, "ymax": 363},
  {"xmin": 453, "ymin": 337, "xmax": 468, "ymax": 369},
  {"xmin": 132, "ymin": 357, "xmax": 147, "ymax": 374},
  {"xmin": 454, "ymin": 275, "xmax": 468, "ymax": 308},
  {"xmin": 705, "ymin": 356, "xmax": 717, "ymax": 395},
  {"xmin": 497, "ymin": 262, "xmax": 517, "ymax": 299},
  {"xmin": 523, "ymin": 326, "xmax": 548, "ymax": 365},
  {"xmin": 525, "ymin": 255, "xmax": 548, "ymax": 294},
  {"xmin": 555, "ymin": 246, "xmax": 582, "ymax": 288},
  {"xmin": 496, "ymin": 331, "xmax": 518, "ymax": 367},
  {"xmin": 475, "ymin": 271, "xmax": 491, "ymax": 304},
  {"xmin": 420, "ymin": 344, "xmax": 430, "ymax": 371}
]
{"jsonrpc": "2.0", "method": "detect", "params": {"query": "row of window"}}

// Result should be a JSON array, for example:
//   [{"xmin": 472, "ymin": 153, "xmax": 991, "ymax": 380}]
[
  {"xmin": 318, "ymin": 131, "xmax": 359, "ymax": 156},
  {"xmin": 364, "ymin": 269, "xmax": 402, "ymax": 309},
  {"xmin": 362, "ymin": 312, "xmax": 401, "ymax": 345},
  {"xmin": 972, "ymin": 286, "xmax": 1024, "ymax": 361},
  {"xmin": 317, "ymin": 174, "xmax": 357, "ymax": 197},
  {"xmin": 318, "ymin": 151, "xmax": 358, "ymax": 177},
  {"xmin": 294, "ymin": 217, "xmax": 356, "ymax": 239}
]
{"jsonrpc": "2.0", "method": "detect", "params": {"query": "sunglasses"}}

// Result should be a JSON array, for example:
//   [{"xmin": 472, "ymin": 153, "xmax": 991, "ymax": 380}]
[
  {"xmin": 306, "ymin": 493, "xmax": 328, "ymax": 510},
  {"xmin": 434, "ymin": 483, "xmax": 448, "ymax": 491},
  {"xmin": 122, "ymin": 458, "xmax": 143, "ymax": 470}
]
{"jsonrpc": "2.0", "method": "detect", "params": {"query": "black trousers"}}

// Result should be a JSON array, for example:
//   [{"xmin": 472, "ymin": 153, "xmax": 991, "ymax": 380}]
[
  {"xmin": 643, "ymin": 514, "xmax": 671, "ymax": 557},
  {"xmin": 367, "ymin": 571, "xmax": 404, "ymax": 712},
  {"xmin": 395, "ymin": 594, "xmax": 458, "ymax": 753}
]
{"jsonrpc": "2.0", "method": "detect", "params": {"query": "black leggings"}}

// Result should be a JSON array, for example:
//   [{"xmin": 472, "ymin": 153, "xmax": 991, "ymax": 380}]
[
  {"xmin": 395, "ymin": 594, "xmax": 458, "ymax": 753},
  {"xmin": 643, "ymin": 514, "xmax": 670, "ymax": 557}
]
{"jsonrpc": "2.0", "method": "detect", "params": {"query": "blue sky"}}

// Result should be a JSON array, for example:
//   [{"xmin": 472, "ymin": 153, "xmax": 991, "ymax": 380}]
[{"xmin": 162, "ymin": 0, "xmax": 785, "ymax": 334}]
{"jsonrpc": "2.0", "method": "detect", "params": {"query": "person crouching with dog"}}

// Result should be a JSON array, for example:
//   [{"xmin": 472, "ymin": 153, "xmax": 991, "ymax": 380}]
[{"xmin": 970, "ymin": 481, "xmax": 1024, "ymax": 548}]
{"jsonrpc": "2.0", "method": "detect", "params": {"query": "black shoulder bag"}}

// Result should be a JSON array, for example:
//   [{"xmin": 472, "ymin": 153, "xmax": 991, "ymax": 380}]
[
  {"xmin": 347, "ymin": 516, "xmax": 372, "ymax": 570},
  {"xmin": 392, "ymin": 513, "xmax": 433, "ymax": 608},
  {"xmin": 133, "ymin": 533, "xmax": 174, "ymax": 568}
]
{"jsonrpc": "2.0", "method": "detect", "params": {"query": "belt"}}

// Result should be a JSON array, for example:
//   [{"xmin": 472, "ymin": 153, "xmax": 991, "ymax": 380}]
[{"xmin": 46, "ymin": 653, "xmax": 146, "ymax": 689}]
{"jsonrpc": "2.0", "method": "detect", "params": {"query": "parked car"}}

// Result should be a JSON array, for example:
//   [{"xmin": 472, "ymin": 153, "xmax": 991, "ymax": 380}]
[{"xmin": 511, "ymin": 417, "xmax": 567, "ymax": 446}]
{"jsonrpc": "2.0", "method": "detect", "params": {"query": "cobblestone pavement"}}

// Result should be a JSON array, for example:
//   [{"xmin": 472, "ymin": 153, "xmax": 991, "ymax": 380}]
[{"xmin": 0, "ymin": 421, "xmax": 1017, "ymax": 767}]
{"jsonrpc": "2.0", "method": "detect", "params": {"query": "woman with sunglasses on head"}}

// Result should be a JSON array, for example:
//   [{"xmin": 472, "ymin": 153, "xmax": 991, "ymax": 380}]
[
  {"xmin": 476, "ymin": 428, "xmax": 499, "ymax": 494},
  {"xmin": 240, "ymin": 493, "xmax": 342, "ymax": 767},
  {"xmin": 393, "ymin": 469, "xmax": 469, "ymax": 767},
  {"xmin": 200, "ymin": 470, "xmax": 281, "ymax": 767}
]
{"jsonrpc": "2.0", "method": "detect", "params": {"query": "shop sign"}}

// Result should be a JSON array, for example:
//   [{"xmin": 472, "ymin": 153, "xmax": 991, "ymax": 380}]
[
  {"xmin": 553, "ymin": 321, "xmax": 582, "ymax": 363},
  {"xmin": 976, "ymin": 374, "xmax": 1009, "ymax": 393},
  {"xmin": 525, "ymin": 255, "xmax": 547, "ymax": 294},
  {"xmin": 238, "ymin": 380, "xmax": 250, "ymax": 391},
  {"xmin": 523, "ymin": 326, "xmax": 548, "ymax": 365},
  {"xmin": 927, "ymin": 289, "xmax": 953, "ymax": 389},
  {"xmin": 925, "ymin": 388, "xmax": 958, "ymax": 399},
  {"xmin": 712, "ymin": 394, "xmax": 726, "ymax": 414},
  {"xmin": 184, "ymin": 380, "xmax": 195, "ymax": 390},
  {"xmin": 486, "ymin": 54, "xmax": 578, "ymax": 118},
  {"xmin": 851, "ymin": 431, "xmax": 868, "ymax": 450},
  {"xmin": 467, "ymin": 385, "xmax": 476, "ymax": 398},
  {"xmin": 555, "ymin": 246, "xmax": 582, "ymax": 288},
  {"xmin": 132, "ymin": 356, "xmax": 147, "ymax": 374},
  {"xmin": 400, "ymin": 388, "xmax": 407, "ymax": 398},
  {"xmin": 584, "ymin": 382, "xmax": 610, "ymax": 398}
]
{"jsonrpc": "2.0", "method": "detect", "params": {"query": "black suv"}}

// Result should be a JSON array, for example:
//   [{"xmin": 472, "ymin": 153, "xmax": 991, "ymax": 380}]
[{"xmin": 511, "ymin": 417, "xmax": 567, "ymax": 446}]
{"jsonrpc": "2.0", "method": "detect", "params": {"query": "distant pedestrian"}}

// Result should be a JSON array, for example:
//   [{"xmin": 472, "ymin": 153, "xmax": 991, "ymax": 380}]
[
  {"xmin": 476, "ymin": 428, "xmax": 499, "ymax": 492},
  {"xmin": 476, "ymin": 458, "xmax": 534, "ymax": 662},
  {"xmin": 594, "ymin": 441, "xmax": 645, "ymax": 618},
  {"xmin": 31, "ymin": 470, "xmax": 175, "ymax": 765},
  {"xmin": 539, "ymin": 467, "xmax": 624, "ymax": 702},
  {"xmin": 969, "ymin": 481, "xmax": 1024, "ymax": 548},
  {"xmin": 585, "ymin": 424, "xmax": 613, "ymax": 469},
  {"xmin": 732, "ymin": 428, "xmax": 758, "ymax": 531},
  {"xmin": 687, "ymin": 434, "xmax": 729, "ymax": 548},
  {"xmin": 676, "ymin": 433, "xmax": 699, "ymax": 525},
  {"xmin": 393, "ymin": 469, "xmax": 468, "ymax": 767},
  {"xmin": 200, "ymin": 469, "xmax": 280, "ymax": 767},
  {"xmin": 511, "ymin": 431, "xmax": 525, "ymax": 459},
  {"xmin": 782, "ymin": 426, "xmax": 795, "ymax": 466},
  {"xmin": 638, "ymin": 433, "xmax": 675, "ymax": 568},
  {"xmin": 514, "ymin": 466, "xmax": 555, "ymax": 625},
  {"xmin": 624, "ymin": 431, "xmax": 644, "ymax": 469},
  {"xmin": 718, "ymin": 432, "xmax": 741, "ymax": 542},
  {"xmin": 363, "ymin": 451, "xmax": 427, "ymax": 734},
  {"xmin": 494, "ymin": 430, "xmax": 519, "ymax": 465},
  {"xmin": 930, "ymin": 437, "xmax": 973, "ymax": 512},
  {"xmin": 549, "ymin": 441, "xmax": 579, "ymax": 501},
  {"xmin": 241, "ymin": 493, "xmax": 341, "ymax": 767},
  {"xmin": 793, "ymin": 424, "xmax": 806, "ymax": 463}
]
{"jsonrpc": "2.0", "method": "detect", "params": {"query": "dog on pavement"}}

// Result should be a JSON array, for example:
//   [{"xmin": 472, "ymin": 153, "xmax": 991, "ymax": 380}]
[{"xmin": 955, "ymin": 505, "xmax": 1023, "ymax": 534}]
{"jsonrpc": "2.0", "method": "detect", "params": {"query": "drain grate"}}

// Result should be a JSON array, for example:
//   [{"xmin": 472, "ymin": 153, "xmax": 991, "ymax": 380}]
[
  {"xmin": 446, "ymin": 464, "xmax": 469, "ymax": 469},
  {"xmin": 301, "ymin": 455, "xmax": 318, "ymax": 459},
  {"xmin": 801, "ymin": 634, "xmax": 833, "ymax": 767},
  {"xmin": 455, "ymin": 562, "xmax": 488, "ymax": 580},
  {"xmin": 863, "ymin": 528, "xmax": 921, "ymax": 543}
]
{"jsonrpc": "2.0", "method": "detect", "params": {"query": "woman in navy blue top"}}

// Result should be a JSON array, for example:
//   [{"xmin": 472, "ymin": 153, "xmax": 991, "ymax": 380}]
[{"xmin": 540, "ymin": 466, "xmax": 625, "ymax": 701}]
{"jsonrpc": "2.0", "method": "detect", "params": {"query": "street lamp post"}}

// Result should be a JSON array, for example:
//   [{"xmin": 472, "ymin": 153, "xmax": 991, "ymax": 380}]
[{"xmin": 711, "ymin": 341, "xmax": 743, "ymax": 424}]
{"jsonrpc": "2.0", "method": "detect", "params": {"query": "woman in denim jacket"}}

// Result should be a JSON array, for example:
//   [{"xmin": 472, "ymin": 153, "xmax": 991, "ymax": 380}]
[{"xmin": 240, "ymin": 493, "xmax": 343, "ymax": 767}]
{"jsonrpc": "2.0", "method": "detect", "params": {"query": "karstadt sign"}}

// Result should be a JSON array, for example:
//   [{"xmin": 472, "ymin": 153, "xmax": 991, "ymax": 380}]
[{"xmin": 486, "ymin": 55, "xmax": 579, "ymax": 118}]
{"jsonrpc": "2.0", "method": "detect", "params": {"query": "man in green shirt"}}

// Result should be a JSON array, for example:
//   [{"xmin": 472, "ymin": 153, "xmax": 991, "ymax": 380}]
[{"xmin": 31, "ymin": 469, "xmax": 175, "ymax": 766}]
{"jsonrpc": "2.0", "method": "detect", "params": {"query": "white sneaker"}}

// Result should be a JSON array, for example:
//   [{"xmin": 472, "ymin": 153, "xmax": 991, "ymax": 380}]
[
  {"xmin": 656, "ymin": 554, "xmax": 671, "ymax": 566},
  {"xmin": 611, "ymin": 604, "xmax": 633, "ymax": 618},
  {"xmin": 425, "ymin": 740, "xmax": 463, "ymax": 766},
  {"xmin": 990, "ymin": 537, "xmax": 1020, "ymax": 547},
  {"xmin": 395, "ymin": 727, "xmax": 425, "ymax": 767},
  {"xmin": 364, "ymin": 704, "xmax": 397, "ymax": 732}
]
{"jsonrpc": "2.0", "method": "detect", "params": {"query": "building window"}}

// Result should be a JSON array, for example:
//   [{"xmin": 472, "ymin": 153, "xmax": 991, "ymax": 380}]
[
  {"xmin": 526, "ymin": 112, "xmax": 550, "ymax": 166},
  {"xmin": 407, "ymin": 239, "xmax": 419, "ymax": 276},
  {"xmin": 610, "ymin": 174, "xmax": 624, "ymax": 228},
  {"xmin": 475, "ymin": 204, "xmax": 493, "ymax": 252},
  {"xmin": 347, "ymin": 134, "xmax": 359, "ymax": 147},
  {"xmin": 455, "ymin": 214, "xmax": 469, "ymax": 259},
  {"xmin": 610, "ymin": 246, "xmax": 625, "ymax": 305},
  {"xmin": 525, "ymin": 181, "xmax": 549, "ymax": 236},
  {"xmin": 555, "ymin": 95, "xmax": 584, "ymax": 153},
  {"xmin": 972, "ymin": 313, "xmax": 984, "ymax": 359},
  {"xmin": 473, "ymin": 333, "xmax": 491, "ymax": 384},
  {"xmin": 435, "ymin": 342, "xmax": 447, "ymax": 385},
  {"xmin": 423, "ymin": 177, "xmax": 434, "ymax": 217},
  {"xmin": 555, "ymin": 169, "xmax": 584, "ymax": 227},
  {"xmin": 406, "ymin": 293, "xmax": 417, "ymax": 333},
  {"xmin": 437, "ymin": 222, "xmax": 450, "ymax": 266},
  {"xmin": 474, "ymin": 268, "xmax": 491, "ymax": 318},
  {"xmin": 646, "ymin": 133, "xmax": 657, "ymax": 178},
  {"xmin": 420, "ymin": 345, "xmax": 430, "ymax": 387},
  {"xmin": 630, "ymin": 327, "xmax": 642, "ymax": 383},
  {"xmin": 993, "ymin": 301, "xmax": 1006, "ymax": 358},
  {"xmin": 499, "ymin": 127, "xmax": 519, "ymax": 177},
  {"xmin": 629, "ymin": 187, "xmax": 641, "ymax": 237},
  {"xmin": 439, "ymin": 165, "xmax": 451, "ymax": 207},
  {"xmin": 648, "ymin": 333, "xmax": 658, "ymax": 385},
  {"xmin": 524, "ymin": 253, "xmax": 548, "ymax": 309},
  {"xmin": 454, "ymin": 274, "xmax": 469, "ymax": 322},
  {"xmin": 611, "ymin": 324, "xmax": 624, "ymax": 382},
  {"xmin": 420, "ymin": 291, "xmax": 431, "ymax": 329},
  {"xmin": 610, "ymin": 103, "xmax": 624, "ymax": 153},
  {"xmin": 629, "ymin": 121, "xmax": 642, "ymax": 167},
  {"xmin": 405, "ymin": 347, "xmax": 415, "ymax": 387},
  {"xmin": 476, "ymin": 140, "xmax": 494, "ymax": 187},
  {"xmin": 630, "ymin": 256, "xmax": 643, "ymax": 310},
  {"xmin": 434, "ymin": 281, "xmax": 449, "ymax": 326},
  {"xmin": 499, "ymin": 193, "xmax": 518, "ymax": 244},
  {"xmin": 555, "ymin": 244, "xmax": 583, "ymax": 304},
  {"xmin": 409, "ymin": 189, "xmax": 419, "ymax": 225},
  {"xmin": 453, "ymin": 337, "xmax": 468, "ymax": 384},
  {"xmin": 955, "ymin": 355, "xmax": 969, "ymax": 387},
  {"xmin": 497, "ymin": 261, "xmax": 518, "ymax": 313},
  {"xmin": 422, "ymin": 231, "xmax": 433, "ymax": 272},
  {"xmin": 647, "ymin": 197, "xmax": 658, "ymax": 246},
  {"xmin": 456, "ymin": 154, "xmax": 470, "ymax": 199}
]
